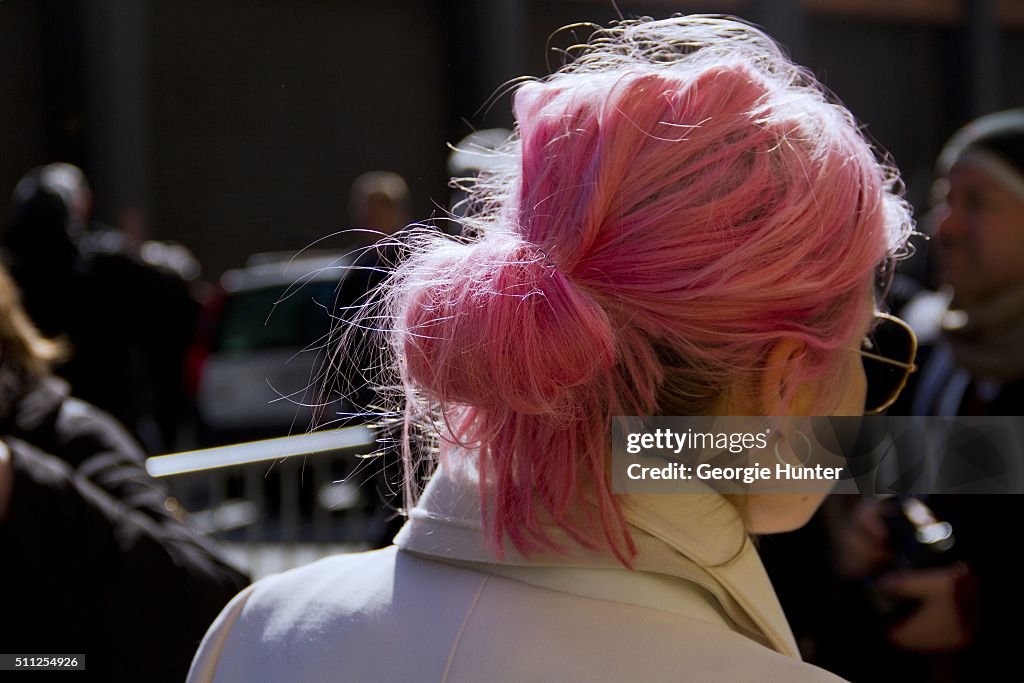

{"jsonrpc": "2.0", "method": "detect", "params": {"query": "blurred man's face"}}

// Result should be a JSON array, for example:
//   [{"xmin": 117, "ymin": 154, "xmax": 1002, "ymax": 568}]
[
  {"xmin": 364, "ymin": 194, "xmax": 404, "ymax": 234},
  {"xmin": 934, "ymin": 161, "xmax": 1024, "ymax": 305}
]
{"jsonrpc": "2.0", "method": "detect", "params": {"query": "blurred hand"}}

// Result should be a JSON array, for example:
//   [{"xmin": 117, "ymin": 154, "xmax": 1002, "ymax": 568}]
[
  {"xmin": 880, "ymin": 563, "xmax": 974, "ymax": 653},
  {"xmin": 836, "ymin": 498, "xmax": 891, "ymax": 579},
  {"xmin": 0, "ymin": 441, "xmax": 11, "ymax": 524}
]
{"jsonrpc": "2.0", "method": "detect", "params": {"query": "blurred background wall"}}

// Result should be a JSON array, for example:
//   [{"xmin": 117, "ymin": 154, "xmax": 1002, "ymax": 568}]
[{"xmin": 2, "ymin": 0, "xmax": 1023, "ymax": 279}]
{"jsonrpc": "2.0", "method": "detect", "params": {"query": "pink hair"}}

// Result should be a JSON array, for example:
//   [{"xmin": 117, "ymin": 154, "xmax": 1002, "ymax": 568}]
[{"xmin": 386, "ymin": 17, "xmax": 912, "ymax": 564}]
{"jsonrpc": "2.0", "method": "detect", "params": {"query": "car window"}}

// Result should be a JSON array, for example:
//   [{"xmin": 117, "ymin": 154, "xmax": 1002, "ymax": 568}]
[{"xmin": 216, "ymin": 281, "xmax": 337, "ymax": 352}]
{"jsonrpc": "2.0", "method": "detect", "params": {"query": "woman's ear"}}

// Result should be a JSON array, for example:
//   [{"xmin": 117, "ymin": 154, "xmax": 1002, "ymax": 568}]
[{"xmin": 759, "ymin": 337, "xmax": 819, "ymax": 416}]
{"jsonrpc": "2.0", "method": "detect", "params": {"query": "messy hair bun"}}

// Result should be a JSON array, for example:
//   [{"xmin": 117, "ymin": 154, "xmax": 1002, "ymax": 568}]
[{"xmin": 398, "ymin": 237, "xmax": 614, "ymax": 417}]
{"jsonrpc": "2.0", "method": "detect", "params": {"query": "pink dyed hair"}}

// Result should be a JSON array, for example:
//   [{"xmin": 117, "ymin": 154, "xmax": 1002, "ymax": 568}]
[{"xmin": 385, "ymin": 17, "xmax": 912, "ymax": 564}]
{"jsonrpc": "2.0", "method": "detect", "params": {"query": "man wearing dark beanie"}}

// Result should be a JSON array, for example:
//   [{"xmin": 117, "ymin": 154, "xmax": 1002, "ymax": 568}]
[
  {"xmin": 913, "ymin": 108, "xmax": 1024, "ymax": 413},
  {"xmin": 873, "ymin": 110, "xmax": 1024, "ymax": 681},
  {"xmin": 812, "ymin": 111, "xmax": 1024, "ymax": 683}
]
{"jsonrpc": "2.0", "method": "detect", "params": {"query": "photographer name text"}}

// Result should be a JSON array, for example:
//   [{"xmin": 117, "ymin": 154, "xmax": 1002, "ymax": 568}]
[{"xmin": 625, "ymin": 462, "xmax": 843, "ymax": 483}]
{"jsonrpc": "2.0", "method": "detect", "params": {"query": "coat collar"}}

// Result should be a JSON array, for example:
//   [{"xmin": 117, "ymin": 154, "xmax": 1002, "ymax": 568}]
[{"xmin": 395, "ymin": 462, "xmax": 800, "ymax": 658}]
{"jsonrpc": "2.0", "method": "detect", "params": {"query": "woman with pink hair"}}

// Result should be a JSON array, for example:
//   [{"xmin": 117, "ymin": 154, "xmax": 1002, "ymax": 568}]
[{"xmin": 190, "ymin": 16, "xmax": 913, "ymax": 682}]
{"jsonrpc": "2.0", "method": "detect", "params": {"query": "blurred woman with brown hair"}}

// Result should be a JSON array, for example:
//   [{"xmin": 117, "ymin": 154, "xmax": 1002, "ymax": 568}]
[{"xmin": 0, "ymin": 261, "xmax": 248, "ymax": 683}]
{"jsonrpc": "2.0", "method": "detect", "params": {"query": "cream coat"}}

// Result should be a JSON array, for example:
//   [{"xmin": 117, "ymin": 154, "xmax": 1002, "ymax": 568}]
[{"xmin": 188, "ymin": 466, "xmax": 846, "ymax": 682}]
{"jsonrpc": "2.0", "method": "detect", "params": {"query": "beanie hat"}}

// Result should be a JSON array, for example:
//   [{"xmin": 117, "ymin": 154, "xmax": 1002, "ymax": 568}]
[{"xmin": 938, "ymin": 108, "xmax": 1024, "ymax": 202}]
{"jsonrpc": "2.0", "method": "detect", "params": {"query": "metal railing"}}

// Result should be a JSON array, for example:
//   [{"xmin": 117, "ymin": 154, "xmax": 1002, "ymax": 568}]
[{"xmin": 148, "ymin": 426, "xmax": 398, "ymax": 578}]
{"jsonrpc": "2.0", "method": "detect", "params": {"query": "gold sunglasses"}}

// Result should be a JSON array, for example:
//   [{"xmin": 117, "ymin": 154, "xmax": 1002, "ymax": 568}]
[{"xmin": 859, "ymin": 312, "xmax": 918, "ymax": 415}]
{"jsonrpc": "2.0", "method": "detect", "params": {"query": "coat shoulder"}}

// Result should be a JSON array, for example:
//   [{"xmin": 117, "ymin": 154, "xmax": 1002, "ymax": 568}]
[{"xmin": 195, "ymin": 547, "xmax": 846, "ymax": 682}]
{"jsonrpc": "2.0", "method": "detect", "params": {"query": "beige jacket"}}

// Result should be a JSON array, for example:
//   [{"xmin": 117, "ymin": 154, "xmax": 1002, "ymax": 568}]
[{"xmin": 188, "ymin": 466, "xmax": 845, "ymax": 682}]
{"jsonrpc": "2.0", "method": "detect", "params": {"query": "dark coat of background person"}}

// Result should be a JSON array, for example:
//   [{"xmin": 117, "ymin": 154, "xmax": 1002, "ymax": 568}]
[
  {"xmin": 0, "ymin": 376, "xmax": 249, "ymax": 682},
  {"xmin": 314, "ymin": 237, "xmax": 412, "ymax": 547}
]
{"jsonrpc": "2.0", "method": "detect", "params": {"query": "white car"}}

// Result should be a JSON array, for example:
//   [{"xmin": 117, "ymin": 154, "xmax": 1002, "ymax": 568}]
[{"xmin": 191, "ymin": 251, "xmax": 356, "ymax": 444}]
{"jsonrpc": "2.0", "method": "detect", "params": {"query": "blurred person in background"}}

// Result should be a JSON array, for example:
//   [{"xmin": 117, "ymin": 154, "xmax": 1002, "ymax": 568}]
[
  {"xmin": 190, "ymin": 16, "xmax": 913, "ymax": 682},
  {"xmin": 816, "ymin": 110, "xmax": 1024, "ymax": 682},
  {"xmin": 313, "ymin": 170, "xmax": 412, "ymax": 426},
  {"xmin": 0, "ymin": 260, "xmax": 248, "ymax": 682},
  {"xmin": 2, "ymin": 163, "xmax": 200, "ymax": 453},
  {"xmin": 312, "ymin": 170, "xmax": 415, "ymax": 545},
  {"xmin": 906, "ymin": 109, "xmax": 1024, "ymax": 415},
  {"xmin": 347, "ymin": 170, "xmax": 410, "ymax": 242}
]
